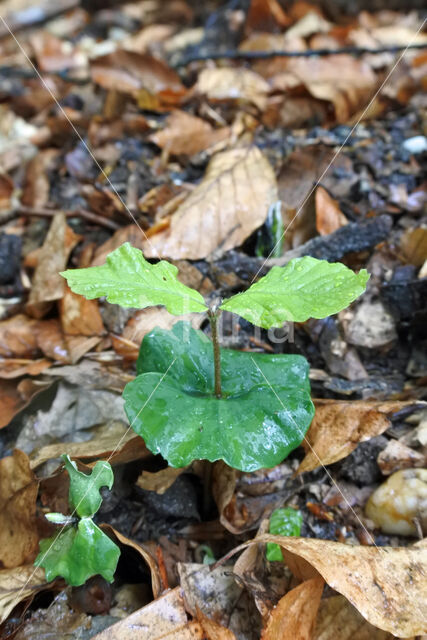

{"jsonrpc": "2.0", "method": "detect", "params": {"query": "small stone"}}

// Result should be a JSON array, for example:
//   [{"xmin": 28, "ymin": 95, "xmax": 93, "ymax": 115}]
[
  {"xmin": 402, "ymin": 136, "xmax": 427, "ymax": 154},
  {"xmin": 365, "ymin": 469, "xmax": 427, "ymax": 536},
  {"xmin": 346, "ymin": 301, "xmax": 397, "ymax": 349}
]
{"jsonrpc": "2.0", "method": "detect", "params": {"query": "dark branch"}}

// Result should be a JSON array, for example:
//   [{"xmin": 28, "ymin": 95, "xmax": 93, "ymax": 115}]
[{"xmin": 175, "ymin": 43, "xmax": 427, "ymax": 67}]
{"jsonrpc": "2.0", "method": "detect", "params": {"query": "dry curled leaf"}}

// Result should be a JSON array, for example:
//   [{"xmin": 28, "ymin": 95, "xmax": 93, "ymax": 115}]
[
  {"xmin": 0, "ymin": 314, "xmax": 38, "ymax": 358},
  {"xmin": 143, "ymin": 146, "xmax": 278, "ymax": 259},
  {"xmin": 261, "ymin": 577, "xmax": 324, "ymax": 640},
  {"xmin": 59, "ymin": 285, "xmax": 105, "ymax": 336},
  {"xmin": 91, "ymin": 50, "xmax": 185, "ymax": 98},
  {"xmin": 315, "ymin": 185, "xmax": 348, "ymax": 236},
  {"xmin": 297, "ymin": 399, "xmax": 412, "ymax": 474},
  {"xmin": 229, "ymin": 535, "xmax": 427, "ymax": 637},
  {"xmin": 196, "ymin": 68, "xmax": 270, "ymax": 111},
  {"xmin": 287, "ymin": 56, "xmax": 377, "ymax": 123},
  {"xmin": 150, "ymin": 110, "xmax": 231, "ymax": 156},
  {"xmin": 314, "ymin": 596, "xmax": 392, "ymax": 640},
  {"xmin": 0, "ymin": 450, "xmax": 39, "ymax": 568},
  {"xmin": 377, "ymin": 439, "xmax": 426, "ymax": 476},
  {"xmin": 136, "ymin": 466, "xmax": 187, "ymax": 495},
  {"xmin": 27, "ymin": 213, "xmax": 81, "ymax": 317},
  {"xmin": 0, "ymin": 565, "xmax": 47, "ymax": 624},
  {"xmin": 100, "ymin": 524, "xmax": 162, "ymax": 599},
  {"xmin": 92, "ymin": 587, "xmax": 203, "ymax": 640}
]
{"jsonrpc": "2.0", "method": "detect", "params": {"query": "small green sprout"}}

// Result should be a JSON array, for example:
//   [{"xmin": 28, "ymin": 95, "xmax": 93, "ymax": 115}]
[
  {"xmin": 35, "ymin": 455, "xmax": 120, "ymax": 586},
  {"xmin": 61, "ymin": 243, "xmax": 368, "ymax": 472},
  {"xmin": 266, "ymin": 507, "xmax": 303, "ymax": 562}
]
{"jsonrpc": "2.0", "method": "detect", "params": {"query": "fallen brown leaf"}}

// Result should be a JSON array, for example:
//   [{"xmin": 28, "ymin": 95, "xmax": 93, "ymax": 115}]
[
  {"xmin": 92, "ymin": 587, "xmax": 203, "ymax": 640},
  {"xmin": 401, "ymin": 226, "xmax": 427, "ymax": 267},
  {"xmin": 34, "ymin": 318, "xmax": 70, "ymax": 363},
  {"xmin": 150, "ymin": 110, "xmax": 231, "ymax": 156},
  {"xmin": 136, "ymin": 466, "xmax": 187, "ymax": 495},
  {"xmin": 315, "ymin": 185, "xmax": 348, "ymax": 236},
  {"xmin": 261, "ymin": 577, "xmax": 324, "ymax": 640},
  {"xmin": 0, "ymin": 565, "xmax": 47, "ymax": 624},
  {"xmin": 59, "ymin": 285, "xmax": 105, "ymax": 336},
  {"xmin": 143, "ymin": 146, "xmax": 278, "ymax": 259},
  {"xmin": 27, "ymin": 213, "xmax": 81, "ymax": 317},
  {"xmin": 246, "ymin": 0, "xmax": 290, "ymax": 30},
  {"xmin": 196, "ymin": 607, "xmax": 237, "ymax": 640},
  {"xmin": 0, "ymin": 358, "xmax": 52, "ymax": 379},
  {"xmin": 287, "ymin": 55, "xmax": 377, "ymax": 123},
  {"xmin": 377, "ymin": 439, "xmax": 426, "ymax": 475},
  {"xmin": 29, "ymin": 425, "xmax": 151, "ymax": 469},
  {"xmin": 228, "ymin": 535, "xmax": 427, "ymax": 637},
  {"xmin": 0, "ymin": 173, "xmax": 13, "ymax": 209},
  {"xmin": 297, "ymin": 399, "xmax": 412, "ymax": 474},
  {"xmin": 91, "ymin": 50, "xmax": 185, "ymax": 99},
  {"xmin": 0, "ymin": 314, "xmax": 38, "ymax": 358},
  {"xmin": 0, "ymin": 450, "xmax": 39, "ymax": 568},
  {"xmin": 314, "ymin": 595, "xmax": 392, "ymax": 640},
  {"xmin": 0, "ymin": 381, "xmax": 25, "ymax": 429},
  {"xmin": 118, "ymin": 307, "xmax": 204, "ymax": 360},
  {"xmin": 101, "ymin": 524, "xmax": 162, "ymax": 599},
  {"xmin": 278, "ymin": 146, "xmax": 337, "ymax": 250},
  {"xmin": 21, "ymin": 149, "xmax": 57, "ymax": 208},
  {"xmin": 196, "ymin": 68, "xmax": 270, "ymax": 111}
]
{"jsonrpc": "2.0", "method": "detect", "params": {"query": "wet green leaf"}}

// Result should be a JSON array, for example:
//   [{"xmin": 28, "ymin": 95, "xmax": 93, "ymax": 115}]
[
  {"xmin": 266, "ymin": 507, "xmax": 303, "ymax": 562},
  {"xmin": 62, "ymin": 455, "xmax": 113, "ymax": 518},
  {"xmin": 35, "ymin": 519, "xmax": 120, "ymax": 586},
  {"xmin": 125, "ymin": 323, "xmax": 314, "ymax": 472},
  {"xmin": 61, "ymin": 242, "xmax": 207, "ymax": 314},
  {"xmin": 220, "ymin": 257, "xmax": 369, "ymax": 328}
]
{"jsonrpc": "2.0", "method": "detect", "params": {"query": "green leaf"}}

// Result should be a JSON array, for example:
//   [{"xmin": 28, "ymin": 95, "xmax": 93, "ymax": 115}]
[
  {"xmin": 35, "ymin": 519, "xmax": 120, "ymax": 586},
  {"xmin": 62, "ymin": 455, "xmax": 114, "ymax": 518},
  {"xmin": 220, "ymin": 257, "xmax": 369, "ymax": 328},
  {"xmin": 61, "ymin": 242, "xmax": 207, "ymax": 314},
  {"xmin": 266, "ymin": 507, "xmax": 303, "ymax": 562},
  {"xmin": 124, "ymin": 323, "xmax": 314, "ymax": 472}
]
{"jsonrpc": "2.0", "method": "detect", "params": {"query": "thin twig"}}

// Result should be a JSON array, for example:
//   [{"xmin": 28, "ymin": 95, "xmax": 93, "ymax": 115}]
[
  {"xmin": 16, "ymin": 205, "xmax": 120, "ymax": 230},
  {"xmin": 175, "ymin": 42, "xmax": 427, "ymax": 66}
]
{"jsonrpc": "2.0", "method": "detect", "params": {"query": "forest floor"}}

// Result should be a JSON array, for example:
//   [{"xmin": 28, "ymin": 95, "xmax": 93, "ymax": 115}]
[{"xmin": 0, "ymin": 1, "xmax": 426, "ymax": 638}]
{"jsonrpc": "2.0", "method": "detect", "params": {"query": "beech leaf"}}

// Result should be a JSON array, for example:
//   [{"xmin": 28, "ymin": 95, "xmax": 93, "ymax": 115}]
[
  {"xmin": 61, "ymin": 243, "xmax": 207, "ymax": 314},
  {"xmin": 35, "ymin": 519, "xmax": 120, "ymax": 586},
  {"xmin": 220, "ymin": 256, "xmax": 369, "ymax": 328},
  {"xmin": 124, "ymin": 323, "xmax": 314, "ymax": 471},
  {"xmin": 62, "ymin": 454, "xmax": 113, "ymax": 518}
]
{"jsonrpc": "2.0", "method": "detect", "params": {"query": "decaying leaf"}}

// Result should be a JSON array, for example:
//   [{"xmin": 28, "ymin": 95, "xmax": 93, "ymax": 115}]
[
  {"xmin": 92, "ymin": 587, "xmax": 203, "ymax": 639},
  {"xmin": 0, "ymin": 358, "xmax": 52, "ymax": 379},
  {"xmin": 136, "ymin": 466, "xmax": 187, "ymax": 495},
  {"xmin": 178, "ymin": 563, "xmax": 260, "ymax": 638},
  {"xmin": 401, "ymin": 226, "xmax": 427, "ymax": 267},
  {"xmin": 59, "ymin": 286, "xmax": 105, "ymax": 336},
  {"xmin": 27, "ymin": 213, "xmax": 81, "ymax": 316},
  {"xmin": 297, "ymin": 399, "xmax": 412, "ymax": 474},
  {"xmin": 377, "ymin": 439, "xmax": 426, "ymax": 475},
  {"xmin": 143, "ymin": 146, "xmax": 278, "ymax": 259},
  {"xmin": 313, "ymin": 596, "xmax": 392, "ymax": 640},
  {"xmin": 0, "ymin": 565, "xmax": 47, "ymax": 624},
  {"xmin": 0, "ymin": 314, "xmax": 38, "ymax": 358},
  {"xmin": 150, "ymin": 110, "xmax": 231, "ymax": 156},
  {"xmin": 101, "ymin": 525, "xmax": 162, "ymax": 599},
  {"xmin": 195, "ymin": 68, "xmax": 270, "ymax": 111},
  {"xmin": 29, "ymin": 422, "xmax": 151, "ymax": 469},
  {"xmin": 261, "ymin": 577, "xmax": 324, "ymax": 640},
  {"xmin": 0, "ymin": 450, "xmax": 39, "ymax": 568},
  {"xmin": 196, "ymin": 607, "xmax": 237, "ymax": 640},
  {"xmin": 315, "ymin": 186, "xmax": 348, "ymax": 236},
  {"xmin": 229, "ymin": 535, "xmax": 427, "ymax": 637},
  {"xmin": 91, "ymin": 50, "xmax": 185, "ymax": 99},
  {"xmin": 287, "ymin": 55, "xmax": 377, "ymax": 122}
]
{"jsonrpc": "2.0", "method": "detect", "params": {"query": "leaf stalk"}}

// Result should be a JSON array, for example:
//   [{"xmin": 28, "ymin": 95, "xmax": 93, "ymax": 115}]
[{"xmin": 208, "ymin": 308, "xmax": 222, "ymax": 398}]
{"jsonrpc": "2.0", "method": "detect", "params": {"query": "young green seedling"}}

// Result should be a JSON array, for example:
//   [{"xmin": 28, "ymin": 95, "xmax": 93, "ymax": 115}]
[
  {"xmin": 266, "ymin": 507, "xmax": 303, "ymax": 562},
  {"xmin": 35, "ymin": 455, "xmax": 120, "ymax": 586},
  {"xmin": 62, "ymin": 242, "xmax": 368, "ymax": 472}
]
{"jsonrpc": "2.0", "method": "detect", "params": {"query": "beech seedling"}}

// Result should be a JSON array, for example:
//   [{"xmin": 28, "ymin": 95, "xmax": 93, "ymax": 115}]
[
  {"xmin": 35, "ymin": 455, "xmax": 120, "ymax": 586},
  {"xmin": 62, "ymin": 242, "xmax": 368, "ymax": 472}
]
